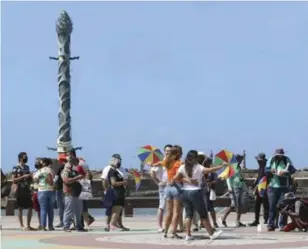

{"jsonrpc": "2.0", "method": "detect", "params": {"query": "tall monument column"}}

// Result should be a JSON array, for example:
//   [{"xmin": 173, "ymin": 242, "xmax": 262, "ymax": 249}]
[{"xmin": 49, "ymin": 11, "xmax": 79, "ymax": 154}]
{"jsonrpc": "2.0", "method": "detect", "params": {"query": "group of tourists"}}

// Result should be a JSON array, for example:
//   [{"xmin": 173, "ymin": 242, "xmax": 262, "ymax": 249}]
[
  {"xmin": 2, "ymin": 150, "xmax": 94, "ymax": 232},
  {"xmin": 148, "ymin": 145, "xmax": 308, "ymax": 240},
  {"xmin": 1, "ymin": 145, "xmax": 308, "ymax": 240}
]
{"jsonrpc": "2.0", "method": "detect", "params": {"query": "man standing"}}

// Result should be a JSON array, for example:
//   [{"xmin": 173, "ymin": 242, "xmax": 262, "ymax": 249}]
[
  {"xmin": 265, "ymin": 148, "xmax": 294, "ymax": 231},
  {"xmin": 219, "ymin": 154, "xmax": 246, "ymax": 227},
  {"xmin": 249, "ymin": 153, "xmax": 269, "ymax": 226},
  {"xmin": 101, "ymin": 154, "xmax": 123, "ymax": 231},
  {"xmin": 12, "ymin": 152, "xmax": 34, "ymax": 231},
  {"xmin": 150, "ymin": 144, "xmax": 172, "ymax": 232},
  {"xmin": 61, "ymin": 155, "xmax": 86, "ymax": 232}
]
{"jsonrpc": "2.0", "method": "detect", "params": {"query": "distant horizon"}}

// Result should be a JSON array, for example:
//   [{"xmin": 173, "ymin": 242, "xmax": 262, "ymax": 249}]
[{"xmin": 2, "ymin": 2, "xmax": 308, "ymax": 171}]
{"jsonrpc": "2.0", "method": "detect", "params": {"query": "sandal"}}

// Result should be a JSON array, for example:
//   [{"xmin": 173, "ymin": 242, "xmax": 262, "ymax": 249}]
[
  {"xmin": 171, "ymin": 233, "xmax": 183, "ymax": 239},
  {"xmin": 119, "ymin": 226, "xmax": 130, "ymax": 231},
  {"xmin": 25, "ymin": 226, "xmax": 36, "ymax": 231}
]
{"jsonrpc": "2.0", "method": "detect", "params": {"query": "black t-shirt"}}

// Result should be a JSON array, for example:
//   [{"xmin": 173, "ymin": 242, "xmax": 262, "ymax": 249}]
[
  {"xmin": 12, "ymin": 165, "xmax": 32, "ymax": 194},
  {"xmin": 55, "ymin": 165, "xmax": 64, "ymax": 191},
  {"xmin": 107, "ymin": 168, "xmax": 125, "ymax": 198}
]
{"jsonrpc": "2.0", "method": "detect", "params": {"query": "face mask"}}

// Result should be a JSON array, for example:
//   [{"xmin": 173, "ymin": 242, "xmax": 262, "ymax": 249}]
[
  {"xmin": 116, "ymin": 162, "xmax": 122, "ymax": 168},
  {"xmin": 23, "ymin": 157, "xmax": 28, "ymax": 163}
]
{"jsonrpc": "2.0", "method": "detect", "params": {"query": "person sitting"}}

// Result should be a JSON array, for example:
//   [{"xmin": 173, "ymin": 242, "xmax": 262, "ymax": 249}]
[{"xmin": 279, "ymin": 192, "xmax": 308, "ymax": 232}]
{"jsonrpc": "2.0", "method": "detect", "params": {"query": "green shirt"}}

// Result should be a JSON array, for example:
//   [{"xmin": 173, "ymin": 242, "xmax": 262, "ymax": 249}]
[
  {"xmin": 266, "ymin": 156, "xmax": 292, "ymax": 188},
  {"xmin": 33, "ymin": 167, "xmax": 54, "ymax": 191}
]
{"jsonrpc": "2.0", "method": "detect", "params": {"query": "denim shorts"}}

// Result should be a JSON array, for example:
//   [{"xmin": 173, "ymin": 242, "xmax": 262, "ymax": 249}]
[
  {"xmin": 165, "ymin": 183, "xmax": 182, "ymax": 200},
  {"xmin": 181, "ymin": 189, "xmax": 208, "ymax": 219}
]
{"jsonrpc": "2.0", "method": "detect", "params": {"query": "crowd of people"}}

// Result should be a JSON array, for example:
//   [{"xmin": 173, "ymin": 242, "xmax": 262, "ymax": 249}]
[{"xmin": 1, "ymin": 145, "xmax": 308, "ymax": 241}]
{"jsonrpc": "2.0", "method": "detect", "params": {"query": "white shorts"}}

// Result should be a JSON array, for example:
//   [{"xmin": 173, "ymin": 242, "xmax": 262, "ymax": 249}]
[{"xmin": 159, "ymin": 187, "xmax": 166, "ymax": 210}]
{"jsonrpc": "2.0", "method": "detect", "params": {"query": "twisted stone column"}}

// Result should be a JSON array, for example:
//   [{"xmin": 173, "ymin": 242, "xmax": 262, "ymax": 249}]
[{"xmin": 50, "ymin": 11, "xmax": 79, "ymax": 153}]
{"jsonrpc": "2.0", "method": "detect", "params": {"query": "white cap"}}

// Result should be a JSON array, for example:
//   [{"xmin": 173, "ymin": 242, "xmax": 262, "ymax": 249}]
[{"xmin": 198, "ymin": 151, "xmax": 205, "ymax": 155}]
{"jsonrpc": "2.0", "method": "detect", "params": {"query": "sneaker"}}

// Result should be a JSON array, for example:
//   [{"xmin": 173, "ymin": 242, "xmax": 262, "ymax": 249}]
[
  {"xmin": 193, "ymin": 227, "xmax": 199, "ymax": 232},
  {"xmin": 213, "ymin": 222, "xmax": 219, "ymax": 228},
  {"xmin": 219, "ymin": 218, "xmax": 227, "ymax": 228},
  {"xmin": 249, "ymin": 220, "xmax": 259, "ymax": 227},
  {"xmin": 267, "ymin": 227, "xmax": 275, "ymax": 232},
  {"xmin": 104, "ymin": 227, "xmax": 110, "ymax": 232},
  {"xmin": 77, "ymin": 228, "xmax": 88, "ymax": 232},
  {"xmin": 49, "ymin": 227, "xmax": 55, "ymax": 231},
  {"xmin": 64, "ymin": 228, "xmax": 71, "ymax": 232},
  {"xmin": 158, "ymin": 228, "xmax": 165, "ymax": 233},
  {"xmin": 185, "ymin": 235, "xmax": 194, "ymax": 241},
  {"xmin": 55, "ymin": 223, "xmax": 64, "ymax": 228},
  {"xmin": 88, "ymin": 218, "xmax": 95, "ymax": 226},
  {"xmin": 210, "ymin": 230, "xmax": 223, "ymax": 240}
]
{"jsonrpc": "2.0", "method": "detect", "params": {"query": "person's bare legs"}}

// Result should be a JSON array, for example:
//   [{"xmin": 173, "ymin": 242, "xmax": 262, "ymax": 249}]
[
  {"xmin": 200, "ymin": 218, "xmax": 215, "ymax": 236},
  {"xmin": 178, "ymin": 206, "xmax": 184, "ymax": 232},
  {"xmin": 83, "ymin": 212, "xmax": 90, "ymax": 229},
  {"xmin": 171, "ymin": 200, "xmax": 182, "ymax": 236},
  {"xmin": 37, "ymin": 211, "xmax": 42, "ymax": 230},
  {"xmin": 210, "ymin": 211, "xmax": 218, "ymax": 226},
  {"xmin": 157, "ymin": 208, "xmax": 164, "ymax": 230},
  {"xmin": 164, "ymin": 200, "xmax": 173, "ymax": 236},
  {"xmin": 18, "ymin": 208, "xmax": 24, "ymax": 229},
  {"xmin": 185, "ymin": 218, "xmax": 192, "ymax": 236},
  {"xmin": 110, "ymin": 206, "xmax": 123, "ymax": 229},
  {"xmin": 24, "ymin": 207, "xmax": 34, "ymax": 230},
  {"xmin": 220, "ymin": 206, "xmax": 232, "ymax": 227},
  {"xmin": 117, "ymin": 214, "xmax": 129, "ymax": 230}
]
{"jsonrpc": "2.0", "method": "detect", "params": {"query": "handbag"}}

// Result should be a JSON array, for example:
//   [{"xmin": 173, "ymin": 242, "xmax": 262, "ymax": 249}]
[{"xmin": 209, "ymin": 189, "xmax": 217, "ymax": 201}]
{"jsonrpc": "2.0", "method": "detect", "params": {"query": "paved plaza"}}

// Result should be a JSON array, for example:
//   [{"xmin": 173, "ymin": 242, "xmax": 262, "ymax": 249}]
[{"xmin": 1, "ymin": 213, "xmax": 308, "ymax": 249}]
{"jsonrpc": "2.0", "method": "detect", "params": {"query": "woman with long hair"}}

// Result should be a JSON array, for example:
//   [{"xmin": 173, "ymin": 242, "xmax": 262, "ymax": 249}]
[
  {"xmin": 163, "ymin": 145, "xmax": 184, "ymax": 239},
  {"xmin": 174, "ymin": 150, "xmax": 224, "ymax": 241},
  {"xmin": 33, "ymin": 158, "xmax": 55, "ymax": 231}
]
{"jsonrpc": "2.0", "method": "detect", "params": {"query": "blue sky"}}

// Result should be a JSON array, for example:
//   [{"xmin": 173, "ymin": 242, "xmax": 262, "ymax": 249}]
[{"xmin": 2, "ymin": 2, "xmax": 308, "ymax": 172}]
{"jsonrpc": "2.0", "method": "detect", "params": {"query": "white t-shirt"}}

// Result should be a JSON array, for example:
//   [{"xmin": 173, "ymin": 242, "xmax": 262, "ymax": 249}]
[
  {"xmin": 101, "ymin": 165, "xmax": 112, "ymax": 180},
  {"xmin": 178, "ymin": 164, "xmax": 204, "ymax": 190},
  {"xmin": 151, "ymin": 166, "xmax": 167, "ymax": 183}
]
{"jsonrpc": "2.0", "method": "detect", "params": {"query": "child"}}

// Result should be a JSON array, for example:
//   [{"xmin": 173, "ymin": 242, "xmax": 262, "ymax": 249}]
[{"xmin": 79, "ymin": 171, "xmax": 93, "ymax": 230}]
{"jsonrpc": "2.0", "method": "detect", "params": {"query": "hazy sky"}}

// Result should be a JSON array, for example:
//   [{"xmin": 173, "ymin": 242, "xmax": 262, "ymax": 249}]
[{"xmin": 2, "ymin": 2, "xmax": 308, "ymax": 171}]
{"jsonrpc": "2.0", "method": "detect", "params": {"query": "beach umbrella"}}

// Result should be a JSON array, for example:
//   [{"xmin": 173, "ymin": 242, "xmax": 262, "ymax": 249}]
[
  {"xmin": 214, "ymin": 149, "xmax": 238, "ymax": 179},
  {"xmin": 137, "ymin": 145, "xmax": 163, "ymax": 165}
]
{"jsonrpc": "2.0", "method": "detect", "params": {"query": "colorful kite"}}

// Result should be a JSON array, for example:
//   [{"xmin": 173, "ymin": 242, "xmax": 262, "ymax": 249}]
[
  {"xmin": 215, "ymin": 149, "xmax": 238, "ymax": 179},
  {"xmin": 257, "ymin": 176, "xmax": 267, "ymax": 197},
  {"xmin": 137, "ymin": 145, "xmax": 164, "ymax": 165},
  {"xmin": 124, "ymin": 168, "xmax": 142, "ymax": 191},
  {"xmin": 131, "ymin": 169, "xmax": 141, "ymax": 191}
]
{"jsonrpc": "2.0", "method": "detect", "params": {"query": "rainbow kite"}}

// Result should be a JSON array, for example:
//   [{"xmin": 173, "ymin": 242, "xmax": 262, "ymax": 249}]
[{"xmin": 257, "ymin": 176, "xmax": 267, "ymax": 197}]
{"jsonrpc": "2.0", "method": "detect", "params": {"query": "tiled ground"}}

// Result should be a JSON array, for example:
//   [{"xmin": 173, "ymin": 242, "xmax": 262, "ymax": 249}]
[{"xmin": 2, "ymin": 214, "xmax": 308, "ymax": 249}]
